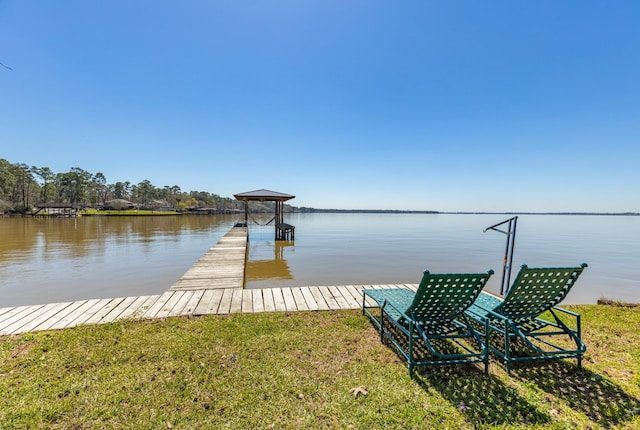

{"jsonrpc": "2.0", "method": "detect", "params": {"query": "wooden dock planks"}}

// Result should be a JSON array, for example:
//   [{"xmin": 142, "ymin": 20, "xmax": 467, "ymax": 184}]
[
  {"xmin": 0, "ymin": 284, "xmax": 418, "ymax": 336},
  {"xmin": 169, "ymin": 227, "xmax": 248, "ymax": 291}
]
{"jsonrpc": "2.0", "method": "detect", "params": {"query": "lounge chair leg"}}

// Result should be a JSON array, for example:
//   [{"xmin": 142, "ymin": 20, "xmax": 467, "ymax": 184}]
[
  {"xmin": 408, "ymin": 321, "xmax": 415, "ymax": 376},
  {"xmin": 504, "ymin": 321, "xmax": 511, "ymax": 375},
  {"xmin": 484, "ymin": 320, "xmax": 490, "ymax": 375}
]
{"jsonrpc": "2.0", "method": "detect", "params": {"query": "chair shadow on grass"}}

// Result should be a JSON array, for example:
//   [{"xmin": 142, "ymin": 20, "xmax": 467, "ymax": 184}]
[
  {"xmin": 511, "ymin": 360, "xmax": 640, "ymax": 428},
  {"xmin": 378, "ymin": 321, "xmax": 551, "ymax": 427}
]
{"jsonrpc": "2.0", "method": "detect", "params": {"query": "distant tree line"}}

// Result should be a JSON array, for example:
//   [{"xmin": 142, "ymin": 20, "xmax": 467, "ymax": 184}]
[{"xmin": 0, "ymin": 159, "xmax": 277, "ymax": 214}]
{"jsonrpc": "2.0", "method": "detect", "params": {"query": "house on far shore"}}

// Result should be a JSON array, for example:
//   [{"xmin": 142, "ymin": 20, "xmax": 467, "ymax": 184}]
[
  {"xmin": 103, "ymin": 199, "xmax": 139, "ymax": 210},
  {"xmin": 146, "ymin": 199, "xmax": 173, "ymax": 212}
]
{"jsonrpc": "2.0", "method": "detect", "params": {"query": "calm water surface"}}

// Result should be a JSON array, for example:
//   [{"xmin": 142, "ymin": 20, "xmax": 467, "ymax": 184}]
[
  {"xmin": 1, "ymin": 213, "xmax": 638, "ymax": 307},
  {"xmin": 246, "ymin": 213, "xmax": 639, "ymax": 305},
  {"xmin": 1, "ymin": 215, "xmax": 236, "ymax": 307}
]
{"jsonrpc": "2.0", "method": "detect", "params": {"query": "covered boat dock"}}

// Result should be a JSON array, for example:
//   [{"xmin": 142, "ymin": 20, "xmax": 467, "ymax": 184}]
[{"xmin": 233, "ymin": 189, "xmax": 296, "ymax": 240}]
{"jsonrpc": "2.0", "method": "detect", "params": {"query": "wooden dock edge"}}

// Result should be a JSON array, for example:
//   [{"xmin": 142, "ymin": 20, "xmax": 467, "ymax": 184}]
[{"xmin": 0, "ymin": 284, "xmax": 418, "ymax": 336}]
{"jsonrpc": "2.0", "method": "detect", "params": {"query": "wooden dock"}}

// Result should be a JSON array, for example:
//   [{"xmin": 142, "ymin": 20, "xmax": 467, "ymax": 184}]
[
  {"xmin": 0, "ymin": 284, "xmax": 416, "ymax": 336},
  {"xmin": 0, "ymin": 225, "xmax": 417, "ymax": 337},
  {"xmin": 169, "ymin": 226, "xmax": 248, "ymax": 291}
]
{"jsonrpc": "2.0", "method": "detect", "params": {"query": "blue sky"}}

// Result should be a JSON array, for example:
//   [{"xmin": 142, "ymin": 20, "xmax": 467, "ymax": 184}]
[{"xmin": 1, "ymin": 1, "xmax": 638, "ymax": 212}]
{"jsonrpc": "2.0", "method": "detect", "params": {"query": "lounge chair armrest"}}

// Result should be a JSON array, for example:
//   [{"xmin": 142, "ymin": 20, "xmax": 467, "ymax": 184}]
[
  {"xmin": 549, "ymin": 305, "xmax": 582, "ymax": 333},
  {"xmin": 552, "ymin": 305, "xmax": 580, "ymax": 317}
]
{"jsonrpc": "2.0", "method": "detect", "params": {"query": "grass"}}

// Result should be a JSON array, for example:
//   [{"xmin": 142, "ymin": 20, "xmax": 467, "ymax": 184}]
[{"xmin": 1, "ymin": 306, "xmax": 639, "ymax": 429}]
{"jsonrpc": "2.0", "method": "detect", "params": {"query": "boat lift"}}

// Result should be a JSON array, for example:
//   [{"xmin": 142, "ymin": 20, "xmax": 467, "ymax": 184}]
[{"xmin": 484, "ymin": 216, "xmax": 518, "ymax": 295}]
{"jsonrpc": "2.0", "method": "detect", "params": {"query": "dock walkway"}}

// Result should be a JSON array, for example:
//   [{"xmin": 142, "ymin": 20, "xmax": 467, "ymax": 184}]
[
  {"xmin": 169, "ymin": 226, "xmax": 248, "ymax": 291},
  {"xmin": 0, "ymin": 284, "xmax": 417, "ymax": 336},
  {"xmin": 0, "ymin": 226, "xmax": 417, "ymax": 337}
]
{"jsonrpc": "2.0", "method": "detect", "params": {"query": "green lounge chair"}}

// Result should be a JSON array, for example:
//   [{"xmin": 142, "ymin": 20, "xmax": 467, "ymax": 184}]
[
  {"xmin": 466, "ymin": 263, "xmax": 588, "ymax": 373},
  {"xmin": 362, "ymin": 269, "xmax": 494, "ymax": 375}
]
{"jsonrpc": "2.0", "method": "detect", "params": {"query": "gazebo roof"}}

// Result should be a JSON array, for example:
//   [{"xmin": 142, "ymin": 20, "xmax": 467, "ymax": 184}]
[{"xmin": 234, "ymin": 189, "xmax": 295, "ymax": 202}]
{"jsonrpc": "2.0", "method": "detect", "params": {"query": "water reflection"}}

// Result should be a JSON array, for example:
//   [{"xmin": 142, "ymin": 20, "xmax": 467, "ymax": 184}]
[
  {"xmin": 246, "ymin": 240, "xmax": 294, "ymax": 282},
  {"xmin": 0, "ymin": 215, "xmax": 236, "ymax": 307},
  {"xmin": 0, "ymin": 215, "xmax": 229, "ymax": 259}
]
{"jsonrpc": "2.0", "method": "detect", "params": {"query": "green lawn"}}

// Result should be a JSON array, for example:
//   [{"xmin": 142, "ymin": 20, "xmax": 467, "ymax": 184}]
[{"xmin": 1, "ymin": 306, "xmax": 639, "ymax": 429}]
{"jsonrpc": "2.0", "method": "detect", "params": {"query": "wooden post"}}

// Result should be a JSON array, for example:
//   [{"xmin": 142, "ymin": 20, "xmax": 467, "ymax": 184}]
[{"xmin": 275, "ymin": 201, "xmax": 282, "ymax": 240}]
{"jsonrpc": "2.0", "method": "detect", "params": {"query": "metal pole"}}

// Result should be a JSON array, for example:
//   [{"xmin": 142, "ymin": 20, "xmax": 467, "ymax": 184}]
[
  {"xmin": 484, "ymin": 216, "xmax": 518, "ymax": 295},
  {"xmin": 505, "ymin": 217, "xmax": 517, "ymax": 294},
  {"xmin": 499, "ymin": 221, "xmax": 511, "ymax": 295}
]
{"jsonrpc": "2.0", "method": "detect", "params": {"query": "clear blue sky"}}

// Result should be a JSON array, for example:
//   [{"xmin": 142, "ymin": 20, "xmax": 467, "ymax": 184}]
[{"xmin": 1, "ymin": 1, "xmax": 638, "ymax": 212}]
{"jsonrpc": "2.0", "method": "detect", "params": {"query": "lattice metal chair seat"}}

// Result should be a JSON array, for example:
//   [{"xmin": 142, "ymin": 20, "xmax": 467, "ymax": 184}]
[
  {"xmin": 363, "ymin": 269, "xmax": 494, "ymax": 375},
  {"xmin": 466, "ymin": 263, "xmax": 588, "ymax": 373}
]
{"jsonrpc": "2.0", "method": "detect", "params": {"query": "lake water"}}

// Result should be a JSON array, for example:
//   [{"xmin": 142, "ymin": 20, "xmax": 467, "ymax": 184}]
[{"xmin": 1, "ymin": 213, "xmax": 638, "ymax": 307}]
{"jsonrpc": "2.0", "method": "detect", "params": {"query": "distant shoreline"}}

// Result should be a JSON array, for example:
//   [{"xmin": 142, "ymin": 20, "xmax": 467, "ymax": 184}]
[{"xmin": 295, "ymin": 208, "xmax": 640, "ymax": 216}]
